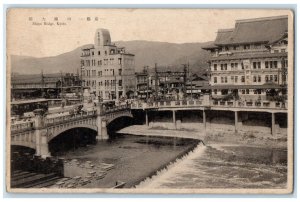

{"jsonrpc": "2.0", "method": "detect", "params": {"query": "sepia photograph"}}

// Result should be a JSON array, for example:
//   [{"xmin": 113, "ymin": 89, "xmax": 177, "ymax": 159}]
[{"xmin": 5, "ymin": 8, "xmax": 294, "ymax": 194}]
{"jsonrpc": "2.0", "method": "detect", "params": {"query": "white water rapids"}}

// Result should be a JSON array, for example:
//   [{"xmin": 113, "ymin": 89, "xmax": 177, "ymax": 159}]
[
  {"xmin": 136, "ymin": 143, "xmax": 207, "ymax": 188},
  {"xmin": 135, "ymin": 143, "xmax": 287, "ymax": 189}
]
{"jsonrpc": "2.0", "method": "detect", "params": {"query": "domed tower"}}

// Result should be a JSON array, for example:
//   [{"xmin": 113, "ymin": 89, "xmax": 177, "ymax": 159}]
[{"xmin": 94, "ymin": 28, "xmax": 111, "ymax": 47}]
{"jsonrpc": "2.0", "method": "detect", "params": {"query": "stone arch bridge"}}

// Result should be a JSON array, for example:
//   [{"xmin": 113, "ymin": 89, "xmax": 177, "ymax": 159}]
[{"xmin": 10, "ymin": 105, "xmax": 133, "ymax": 158}]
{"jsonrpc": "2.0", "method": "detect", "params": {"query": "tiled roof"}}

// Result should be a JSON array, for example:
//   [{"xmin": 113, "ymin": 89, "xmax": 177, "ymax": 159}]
[
  {"xmin": 210, "ymin": 52, "xmax": 287, "ymax": 61},
  {"xmin": 214, "ymin": 29, "xmax": 234, "ymax": 45},
  {"xmin": 213, "ymin": 15, "xmax": 288, "ymax": 46}
]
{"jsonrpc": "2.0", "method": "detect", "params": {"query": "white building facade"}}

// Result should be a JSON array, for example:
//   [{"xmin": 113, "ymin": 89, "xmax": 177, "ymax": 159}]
[{"xmin": 81, "ymin": 28, "xmax": 135, "ymax": 101}]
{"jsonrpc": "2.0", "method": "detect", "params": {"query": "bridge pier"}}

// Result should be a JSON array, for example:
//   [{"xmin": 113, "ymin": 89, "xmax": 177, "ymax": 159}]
[
  {"xmin": 234, "ymin": 111, "xmax": 238, "ymax": 133},
  {"xmin": 33, "ymin": 110, "xmax": 50, "ymax": 158},
  {"xmin": 96, "ymin": 105, "xmax": 109, "ymax": 140},
  {"xmin": 271, "ymin": 112, "xmax": 276, "ymax": 135},
  {"xmin": 203, "ymin": 110, "xmax": 206, "ymax": 133},
  {"xmin": 172, "ymin": 110, "xmax": 177, "ymax": 129},
  {"xmin": 145, "ymin": 111, "xmax": 149, "ymax": 127}
]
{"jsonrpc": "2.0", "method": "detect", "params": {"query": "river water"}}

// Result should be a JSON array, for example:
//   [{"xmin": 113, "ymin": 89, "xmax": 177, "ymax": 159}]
[
  {"xmin": 54, "ymin": 134, "xmax": 198, "ymax": 188},
  {"xmin": 137, "ymin": 143, "xmax": 287, "ymax": 189},
  {"xmin": 53, "ymin": 133, "xmax": 287, "ymax": 189}
]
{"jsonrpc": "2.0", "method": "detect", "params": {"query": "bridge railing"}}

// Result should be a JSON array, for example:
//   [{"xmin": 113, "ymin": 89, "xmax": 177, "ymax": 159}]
[
  {"xmin": 131, "ymin": 100, "xmax": 206, "ymax": 109},
  {"xmin": 101, "ymin": 104, "xmax": 130, "ymax": 115},
  {"xmin": 131, "ymin": 99, "xmax": 287, "ymax": 110},
  {"xmin": 210, "ymin": 100, "xmax": 287, "ymax": 110},
  {"xmin": 11, "ymin": 120, "xmax": 35, "ymax": 133},
  {"xmin": 45, "ymin": 111, "xmax": 96, "ymax": 127}
]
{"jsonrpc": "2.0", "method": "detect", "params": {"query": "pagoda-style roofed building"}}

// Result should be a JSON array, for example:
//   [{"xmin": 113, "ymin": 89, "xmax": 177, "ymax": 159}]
[{"xmin": 202, "ymin": 15, "xmax": 288, "ymax": 102}]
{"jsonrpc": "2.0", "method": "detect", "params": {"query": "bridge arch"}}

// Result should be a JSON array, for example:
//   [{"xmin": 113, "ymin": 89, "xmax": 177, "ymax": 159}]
[
  {"xmin": 47, "ymin": 124, "xmax": 97, "ymax": 142},
  {"xmin": 106, "ymin": 114, "xmax": 135, "ymax": 135},
  {"xmin": 11, "ymin": 141, "xmax": 36, "ymax": 150},
  {"xmin": 48, "ymin": 127, "xmax": 98, "ymax": 155}
]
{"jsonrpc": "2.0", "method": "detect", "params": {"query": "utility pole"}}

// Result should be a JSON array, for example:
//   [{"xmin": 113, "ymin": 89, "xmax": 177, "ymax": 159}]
[
  {"xmin": 145, "ymin": 66, "xmax": 149, "ymax": 100},
  {"xmin": 155, "ymin": 63, "xmax": 158, "ymax": 101},
  {"xmin": 114, "ymin": 74, "xmax": 117, "ymax": 101},
  {"xmin": 188, "ymin": 62, "xmax": 193, "ymax": 99},
  {"xmin": 183, "ymin": 64, "xmax": 187, "ymax": 99},
  {"xmin": 60, "ymin": 71, "xmax": 63, "ymax": 99},
  {"xmin": 41, "ymin": 70, "xmax": 45, "ymax": 98}
]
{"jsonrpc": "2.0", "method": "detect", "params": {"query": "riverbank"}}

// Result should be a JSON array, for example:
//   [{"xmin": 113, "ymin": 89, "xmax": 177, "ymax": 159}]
[{"xmin": 117, "ymin": 124, "xmax": 287, "ymax": 149}]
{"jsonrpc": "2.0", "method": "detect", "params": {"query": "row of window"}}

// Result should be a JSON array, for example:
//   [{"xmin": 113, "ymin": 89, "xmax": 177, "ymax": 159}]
[
  {"xmin": 82, "ymin": 58, "xmax": 122, "ymax": 67},
  {"xmin": 213, "ymin": 74, "xmax": 280, "ymax": 84},
  {"xmin": 82, "ymin": 49, "xmax": 117, "ymax": 57},
  {"xmin": 84, "ymin": 69, "xmax": 122, "ymax": 77},
  {"xmin": 212, "ymin": 60, "xmax": 285, "ymax": 71},
  {"xmin": 85, "ymin": 79, "xmax": 122, "ymax": 87}
]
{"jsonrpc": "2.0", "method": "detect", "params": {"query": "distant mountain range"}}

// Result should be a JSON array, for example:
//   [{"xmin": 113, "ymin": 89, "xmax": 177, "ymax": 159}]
[{"xmin": 10, "ymin": 40, "xmax": 212, "ymax": 75}]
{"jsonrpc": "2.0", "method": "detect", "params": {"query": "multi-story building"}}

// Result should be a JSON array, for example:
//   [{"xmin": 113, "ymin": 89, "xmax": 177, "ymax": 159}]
[
  {"xmin": 202, "ymin": 15, "xmax": 288, "ymax": 102},
  {"xmin": 81, "ymin": 28, "xmax": 135, "ymax": 101},
  {"xmin": 135, "ymin": 68, "xmax": 151, "ymax": 99}
]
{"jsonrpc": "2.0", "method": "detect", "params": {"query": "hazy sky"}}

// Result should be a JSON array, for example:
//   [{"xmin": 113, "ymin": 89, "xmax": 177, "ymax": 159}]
[{"xmin": 7, "ymin": 8, "xmax": 291, "ymax": 58}]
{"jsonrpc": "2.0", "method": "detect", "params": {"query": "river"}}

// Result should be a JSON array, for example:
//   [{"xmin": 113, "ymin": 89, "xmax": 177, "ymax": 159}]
[
  {"xmin": 53, "ymin": 132, "xmax": 287, "ymax": 189},
  {"xmin": 137, "ymin": 143, "xmax": 287, "ymax": 189}
]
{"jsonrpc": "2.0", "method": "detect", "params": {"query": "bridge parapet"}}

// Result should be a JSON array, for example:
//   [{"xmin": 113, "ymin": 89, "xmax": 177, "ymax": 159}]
[
  {"xmin": 11, "ymin": 120, "xmax": 35, "ymax": 134},
  {"xmin": 131, "ymin": 99, "xmax": 288, "ymax": 112},
  {"xmin": 101, "ymin": 104, "xmax": 130, "ymax": 115},
  {"xmin": 45, "ymin": 111, "xmax": 96, "ymax": 127}
]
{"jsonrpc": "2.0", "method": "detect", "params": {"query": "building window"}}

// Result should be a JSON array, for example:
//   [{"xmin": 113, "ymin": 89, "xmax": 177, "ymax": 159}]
[
  {"xmin": 246, "ymin": 89, "xmax": 249, "ymax": 94},
  {"xmin": 253, "ymin": 62, "xmax": 257, "ymax": 69},
  {"xmin": 224, "ymin": 64, "xmax": 227, "ymax": 70},
  {"xmin": 214, "ymin": 64, "xmax": 217, "ymax": 71},
  {"xmin": 235, "ymin": 76, "xmax": 238, "ymax": 83},
  {"xmin": 214, "ymin": 89, "xmax": 217, "ymax": 95},
  {"xmin": 241, "ymin": 76, "xmax": 245, "ymax": 83},
  {"xmin": 274, "ymin": 75, "xmax": 278, "ymax": 82},
  {"xmin": 241, "ymin": 63, "xmax": 244, "ymax": 70},
  {"xmin": 274, "ymin": 61, "xmax": 278, "ymax": 68},
  {"xmin": 265, "ymin": 61, "xmax": 269, "ymax": 68},
  {"xmin": 224, "ymin": 77, "xmax": 228, "ymax": 83},
  {"xmin": 231, "ymin": 76, "xmax": 234, "ymax": 82},
  {"xmin": 214, "ymin": 77, "xmax": 217, "ymax": 83},
  {"xmin": 92, "ymin": 51, "xmax": 94, "ymax": 56},
  {"xmin": 265, "ymin": 75, "xmax": 269, "ymax": 82},
  {"xmin": 270, "ymin": 75, "xmax": 273, "ymax": 82},
  {"xmin": 98, "ymin": 51, "xmax": 100, "ymax": 55},
  {"xmin": 258, "ymin": 75, "xmax": 261, "ymax": 82},
  {"xmin": 118, "ymin": 79, "xmax": 122, "ymax": 86},
  {"xmin": 257, "ymin": 62, "xmax": 261, "ymax": 69},
  {"xmin": 118, "ymin": 58, "xmax": 122, "ymax": 65},
  {"xmin": 221, "ymin": 77, "xmax": 224, "ymax": 83},
  {"xmin": 231, "ymin": 63, "xmax": 234, "ymax": 70},
  {"xmin": 221, "ymin": 64, "xmax": 223, "ymax": 71},
  {"xmin": 253, "ymin": 76, "xmax": 257, "ymax": 82},
  {"xmin": 105, "ymin": 51, "xmax": 107, "ymax": 55},
  {"xmin": 241, "ymin": 90, "xmax": 245, "ymax": 94},
  {"xmin": 281, "ymin": 49, "xmax": 286, "ymax": 53}
]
